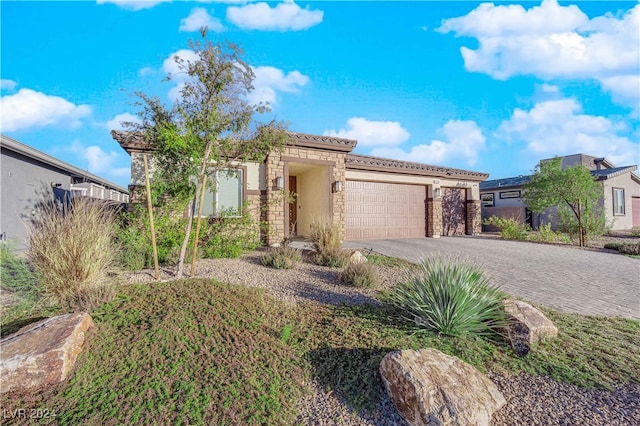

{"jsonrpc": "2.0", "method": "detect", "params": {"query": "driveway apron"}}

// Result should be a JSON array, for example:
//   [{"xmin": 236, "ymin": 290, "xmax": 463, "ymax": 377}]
[{"xmin": 345, "ymin": 237, "xmax": 640, "ymax": 319}]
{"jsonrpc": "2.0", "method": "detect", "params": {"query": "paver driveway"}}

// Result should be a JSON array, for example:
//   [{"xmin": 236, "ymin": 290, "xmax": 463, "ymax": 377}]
[{"xmin": 344, "ymin": 237, "xmax": 640, "ymax": 319}]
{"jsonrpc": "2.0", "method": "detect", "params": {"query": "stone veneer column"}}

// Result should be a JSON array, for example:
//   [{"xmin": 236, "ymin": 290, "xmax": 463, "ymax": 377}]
[
  {"xmin": 427, "ymin": 198, "xmax": 442, "ymax": 238},
  {"xmin": 264, "ymin": 153, "xmax": 286, "ymax": 246},
  {"xmin": 466, "ymin": 199, "xmax": 482, "ymax": 235}
]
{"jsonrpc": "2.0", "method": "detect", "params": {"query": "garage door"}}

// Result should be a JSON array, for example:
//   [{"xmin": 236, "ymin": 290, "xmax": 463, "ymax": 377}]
[
  {"xmin": 633, "ymin": 197, "xmax": 640, "ymax": 227},
  {"xmin": 442, "ymin": 188, "xmax": 466, "ymax": 236},
  {"xmin": 346, "ymin": 181, "xmax": 426, "ymax": 240}
]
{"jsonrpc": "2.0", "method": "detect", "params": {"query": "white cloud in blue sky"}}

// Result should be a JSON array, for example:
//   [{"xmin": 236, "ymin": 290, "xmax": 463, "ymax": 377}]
[
  {"xmin": 0, "ymin": 88, "xmax": 91, "ymax": 132},
  {"xmin": 227, "ymin": 1, "xmax": 323, "ymax": 31},
  {"xmin": 0, "ymin": 79, "xmax": 17, "ymax": 91},
  {"xmin": 370, "ymin": 120, "xmax": 486, "ymax": 167},
  {"xmin": 179, "ymin": 7, "xmax": 225, "ymax": 33},
  {"xmin": 324, "ymin": 118, "xmax": 410, "ymax": 148},
  {"xmin": 497, "ymin": 98, "xmax": 638, "ymax": 166},
  {"xmin": 69, "ymin": 140, "xmax": 130, "ymax": 178},
  {"xmin": 106, "ymin": 113, "xmax": 141, "ymax": 131},
  {"xmin": 439, "ymin": 0, "xmax": 640, "ymax": 108},
  {"xmin": 97, "ymin": 0, "xmax": 169, "ymax": 11},
  {"xmin": 248, "ymin": 66, "xmax": 310, "ymax": 106}
]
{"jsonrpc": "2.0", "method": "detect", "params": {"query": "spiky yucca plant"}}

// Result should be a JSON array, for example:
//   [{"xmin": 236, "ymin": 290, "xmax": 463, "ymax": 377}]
[{"xmin": 389, "ymin": 256, "xmax": 507, "ymax": 337}]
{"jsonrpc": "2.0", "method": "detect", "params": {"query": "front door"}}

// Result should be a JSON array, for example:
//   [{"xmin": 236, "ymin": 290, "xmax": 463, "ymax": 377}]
[{"xmin": 288, "ymin": 176, "xmax": 297, "ymax": 236}]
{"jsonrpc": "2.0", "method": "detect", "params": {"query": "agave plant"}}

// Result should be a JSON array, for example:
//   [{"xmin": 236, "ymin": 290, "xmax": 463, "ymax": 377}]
[{"xmin": 389, "ymin": 256, "xmax": 507, "ymax": 337}]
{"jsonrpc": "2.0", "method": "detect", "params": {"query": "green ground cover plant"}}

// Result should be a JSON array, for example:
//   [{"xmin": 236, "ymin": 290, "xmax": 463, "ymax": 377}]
[
  {"xmin": 483, "ymin": 215, "xmax": 530, "ymax": 240},
  {"xmin": 2, "ymin": 256, "xmax": 638, "ymax": 421}
]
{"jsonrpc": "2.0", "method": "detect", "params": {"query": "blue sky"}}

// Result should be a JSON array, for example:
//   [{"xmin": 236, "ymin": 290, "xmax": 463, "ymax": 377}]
[{"xmin": 1, "ymin": 0, "xmax": 638, "ymax": 188}]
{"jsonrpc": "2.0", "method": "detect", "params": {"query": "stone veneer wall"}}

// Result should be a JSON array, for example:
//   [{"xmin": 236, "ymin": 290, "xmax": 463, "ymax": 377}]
[
  {"xmin": 264, "ymin": 146, "xmax": 346, "ymax": 246},
  {"xmin": 427, "ymin": 198, "xmax": 443, "ymax": 237},
  {"xmin": 465, "ymin": 200, "xmax": 482, "ymax": 235}
]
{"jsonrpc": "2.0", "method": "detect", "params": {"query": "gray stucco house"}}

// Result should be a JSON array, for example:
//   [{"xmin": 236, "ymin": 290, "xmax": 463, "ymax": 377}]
[
  {"xmin": 1, "ymin": 134, "xmax": 129, "ymax": 250},
  {"xmin": 480, "ymin": 154, "xmax": 640, "ymax": 231}
]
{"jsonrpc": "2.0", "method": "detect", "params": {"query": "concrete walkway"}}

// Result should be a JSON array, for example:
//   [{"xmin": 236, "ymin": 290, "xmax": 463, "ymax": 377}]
[{"xmin": 344, "ymin": 237, "xmax": 640, "ymax": 319}]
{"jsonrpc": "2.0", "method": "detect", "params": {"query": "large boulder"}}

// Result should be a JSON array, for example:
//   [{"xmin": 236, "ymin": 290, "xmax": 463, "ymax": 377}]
[
  {"xmin": 349, "ymin": 250, "xmax": 368, "ymax": 264},
  {"xmin": 0, "ymin": 313, "xmax": 94, "ymax": 394},
  {"xmin": 504, "ymin": 299, "xmax": 558, "ymax": 356},
  {"xmin": 380, "ymin": 348, "xmax": 505, "ymax": 426}
]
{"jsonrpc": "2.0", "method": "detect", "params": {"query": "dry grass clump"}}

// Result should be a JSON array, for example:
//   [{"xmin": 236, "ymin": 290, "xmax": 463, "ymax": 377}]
[
  {"xmin": 261, "ymin": 246, "xmax": 303, "ymax": 269},
  {"xmin": 309, "ymin": 219, "xmax": 349, "ymax": 267},
  {"xmin": 28, "ymin": 197, "xmax": 118, "ymax": 310},
  {"xmin": 339, "ymin": 262, "xmax": 379, "ymax": 288}
]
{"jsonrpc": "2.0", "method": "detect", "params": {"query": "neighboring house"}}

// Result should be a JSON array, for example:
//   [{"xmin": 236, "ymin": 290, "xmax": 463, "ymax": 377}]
[
  {"xmin": 480, "ymin": 154, "xmax": 640, "ymax": 231},
  {"xmin": 1, "ymin": 134, "xmax": 129, "ymax": 250},
  {"xmin": 111, "ymin": 130, "xmax": 489, "ymax": 245}
]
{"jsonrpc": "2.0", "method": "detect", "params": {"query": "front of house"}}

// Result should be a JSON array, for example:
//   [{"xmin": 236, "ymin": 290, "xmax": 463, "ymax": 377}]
[{"xmin": 112, "ymin": 130, "xmax": 489, "ymax": 245}]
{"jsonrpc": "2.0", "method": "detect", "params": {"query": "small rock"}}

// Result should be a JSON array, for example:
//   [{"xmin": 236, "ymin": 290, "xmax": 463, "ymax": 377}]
[
  {"xmin": 0, "ymin": 312, "xmax": 94, "ymax": 393},
  {"xmin": 349, "ymin": 251, "xmax": 368, "ymax": 264},
  {"xmin": 504, "ymin": 299, "xmax": 558, "ymax": 356},
  {"xmin": 380, "ymin": 348, "xmax": 506, "ymax": 426}
]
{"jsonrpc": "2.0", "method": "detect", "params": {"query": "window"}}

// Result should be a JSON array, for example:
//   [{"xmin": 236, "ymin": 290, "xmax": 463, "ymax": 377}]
[
  {"xmin": 201, "ymin": 169, "xmax": 243, "ymax": 217},
  {"xmin": 499, "ymin": 190, "xmax": 520, "ymax": 199},
  {"xmin": 481, "ymin": 193, "xmax": 494, "ymax": 207},
  {"xmin": 613, "ymin": 188, "xmax": 625, "ymax": 215}
]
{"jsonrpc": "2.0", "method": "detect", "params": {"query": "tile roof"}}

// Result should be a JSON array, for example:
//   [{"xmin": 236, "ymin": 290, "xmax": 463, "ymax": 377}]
[
  {"xmin": 346, "ymin": 153, "xmax": 489, "ymax": 180},
  {"xmin": 111, "ymin": 130, "xmax": 358, "ymax": 154},
  {"xmin": 480, "ymin": 175, "xmax": 532, "ymax": 190},
  {"xmin": 591, "ymin": 165, "xmax": 638, "ymax": 179}
]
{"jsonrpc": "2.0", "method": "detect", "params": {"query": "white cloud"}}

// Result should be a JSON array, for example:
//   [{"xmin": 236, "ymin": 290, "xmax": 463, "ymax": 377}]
[
  {"xmin": 179, "ymin": 7, "xmax": 225, "ymax": 33},
  {"xmin": 106, "ymin": 112, "xmax": 141, "ymax": 131},
  {"xmin": 540, "ymin": 84, "xmax": 559, "ymax": 93},
  {"xmin": 438, "ymin": 1, "xmax": 640, "ymax": 108},
  {"xmin": 247, "ymin": 66, "xmax": 309, "ymax": 106},
  {"xmin": 1, "ymin": 79, "xmax": 17, "ymax": 91},
  {"xmin": 497, "ymin": 98, "xmax": 638, "ymax": 166},
  {"xmin": 369, "ymin": 120, "xmax": 485, "ymax": 166},
  {"xmin": 96, "ymin": 0, "xmax": 169, "ymax": 11},
  {"xmin": 227, "ymin": 1, "xmax": 323, "ymax": 31},
  {"xmin": 69, "ymin": 140, "xmax": 130, "ymax": 178},
  {"xmin": 324, "ymin": 117, "xmax": 410, "ymax": 147},
  {"xmin": 161, "ymin": 49, "xmax": 200, "ymax": 101},
  {"xmin": 0, "ymin": 89, "xmax": 91, "ymax": 132},
  {"xmin": 138, "ymin": 67, "xmax": 155, "ymax": 77}
]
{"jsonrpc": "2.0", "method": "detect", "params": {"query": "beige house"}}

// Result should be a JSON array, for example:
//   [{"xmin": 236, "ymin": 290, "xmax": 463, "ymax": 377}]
[
  {"xmin": 112, "ymin": 131, "xmax": 488, "ymax": 244},
  {"xmin": 480, "ymin": 154, "xmax": 640, "ymax": 231}
]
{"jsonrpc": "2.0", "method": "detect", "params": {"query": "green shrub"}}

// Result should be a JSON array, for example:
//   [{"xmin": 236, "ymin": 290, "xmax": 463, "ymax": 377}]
[
  {"xmin": 261, "ymin": 246, "xmax": 302, "ymax": 269},
  {"xmin": 604, "ymin": 242, "xmax": 624, "ymax": 251},
  {"xmin": 529, "ymin": 223, "xmax": 569, "ymax": 243},
  {"xmin": 28, "ymin": 197, "xmax": 117, "ymax": 310},
  {"xmin": 340, "ymin": 262, "xmax": 379, "ymax": 288},
  {"xmin": 314, "ymin": 247, "xmax": 350, "ymax": 268},
  {"xmin": 0, "ymin": 242, "xmax": 38, "ymax": 301},
  {"xmin": 631, "ymin": 227, "xmax": 640, "ymax": 238},
  {"xmin": 388, "ymin": 256, "xmax": 507, "ymax": 337},
  {"xmin": 619, "ymin": 242, "xmax": 640, "ymax": 256},
  {"xmin": 483, "ymin": 215, "xmax": 530, "ymax": 240},
  {"xmin": 201, "ymin": 210, "xmax": 260, "ymax": 259}
]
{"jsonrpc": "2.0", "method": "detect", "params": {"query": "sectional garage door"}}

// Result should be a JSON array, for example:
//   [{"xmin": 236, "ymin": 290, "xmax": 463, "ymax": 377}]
[{"xmin": 346, "ymin": 180, "xmax": 426, "ymax": 240}]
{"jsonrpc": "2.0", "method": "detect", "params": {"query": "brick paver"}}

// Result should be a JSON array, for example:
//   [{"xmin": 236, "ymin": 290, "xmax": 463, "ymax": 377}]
[{"xmin": 345, "ymin": 237, "xmax": 640, "ymax": 319}]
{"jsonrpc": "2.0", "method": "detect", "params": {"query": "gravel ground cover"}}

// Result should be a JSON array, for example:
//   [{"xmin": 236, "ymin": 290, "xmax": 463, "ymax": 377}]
[{"xmin": 122, "ymin": 250, "xmax": 640, "ymax": 426}]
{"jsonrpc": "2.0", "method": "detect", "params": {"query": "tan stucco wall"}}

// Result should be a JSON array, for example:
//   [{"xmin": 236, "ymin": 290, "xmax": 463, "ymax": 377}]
[
  {"xmin": 603, "ymin": 174, "xmax": 640, "ymax": 230},
  {"xmin": 345, "ymin": 170, "xmax": 480, "ymax": 200},
  {"xmin": 295, "ymin": 166, "xmax": 330, "ymax": 236}
]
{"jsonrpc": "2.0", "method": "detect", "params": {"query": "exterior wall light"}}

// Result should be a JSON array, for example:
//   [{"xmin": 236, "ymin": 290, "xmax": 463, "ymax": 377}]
[
  {"xmin": 333, "ymin": 181, "xmax": 343, "ymax": 193},
  {"xmin": 275, "ymin": 176, "xmax": 284, "ymax": 190},
  {"xmin": 433, "ymin": 187, "xmax": 442, "ymax": 198}
]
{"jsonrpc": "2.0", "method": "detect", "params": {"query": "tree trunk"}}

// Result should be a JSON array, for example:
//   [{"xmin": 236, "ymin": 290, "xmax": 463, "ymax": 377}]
[{"xmin": 175, "ymin": 141, "xmax": 213, "ymax": 278}]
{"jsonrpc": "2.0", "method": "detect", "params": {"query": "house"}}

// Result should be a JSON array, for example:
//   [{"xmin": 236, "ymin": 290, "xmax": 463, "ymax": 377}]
[
  {"xmin": 112, "ymin": 130, "xmax": 489, "ymax": 245},
  {"xmin": 0, "ymin": 134, "xmax": 129, "ymax": 250},
  {"xmin": 480, "ymin": 154, "xmax": 640, "ymax": 231}
]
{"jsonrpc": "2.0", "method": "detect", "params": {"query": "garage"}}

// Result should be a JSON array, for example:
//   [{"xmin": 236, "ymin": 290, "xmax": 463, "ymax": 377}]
[
  {"xmin": 442, "ymin": 188, "xmax": 467, "ymax": 236},
  {"xmin": 346, "ymin": 180, "xmax": 426, "ymax": 240}
]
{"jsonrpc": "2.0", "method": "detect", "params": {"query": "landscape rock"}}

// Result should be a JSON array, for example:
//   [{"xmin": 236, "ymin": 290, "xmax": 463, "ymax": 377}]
[
  {"xmin": 349, "ymin": 251, "xmax": 368, "ymax": 264},
  {"xmin": 504, "ymin": 299, "xmax": 558, "ymax": 356},
  {"xmin": 0, "ymin": 312, "xmax": 94, "ymax": 394},
  {"xmin": 380, "ymin": 348, "xmax": 506, "ymax": 426}
]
